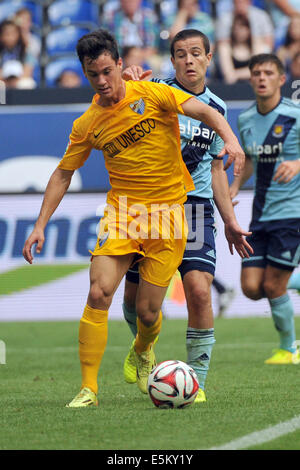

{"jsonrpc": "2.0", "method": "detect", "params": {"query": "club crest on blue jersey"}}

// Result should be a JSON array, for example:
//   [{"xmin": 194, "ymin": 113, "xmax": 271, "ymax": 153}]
[
  {"xmin": 272, "ymin": 124, "xmax": 284, "ymax": 138},
  {"xmin": 129, "ymin": 98, "xmax": 145, "ymax": 115},
  {"xmin": 238, "ymin": 98, "xmax": 300, "ymax": 222}
]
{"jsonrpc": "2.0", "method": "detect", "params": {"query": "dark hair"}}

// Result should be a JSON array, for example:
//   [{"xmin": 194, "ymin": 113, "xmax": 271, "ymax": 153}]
[
  {"xmin": 231, "ymin": 14, "xmax": 252, "ymax": 49},
  {"xmin": 284, "ymin": 18, "xmax": 299, "ymax": 47},
  {"xmin": 249, "ymin": 53, "xmax": 285, "ymax": 75},
  {"xmin": 76, "ymin": 29, "xmax": 119, "ymax": 66},
  {"xmin": 170, "ymin": 29, "xmax": 210, "ymax": 57},
  {"xmin": 0, "ymin": 20, "xmax": 25, "ymax": 62}
]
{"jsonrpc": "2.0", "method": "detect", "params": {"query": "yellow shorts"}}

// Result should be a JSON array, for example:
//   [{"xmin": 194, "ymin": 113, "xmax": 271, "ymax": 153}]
[{"xmin": 90, "ymin": 203, "xmax": 188, "ymax": 287}]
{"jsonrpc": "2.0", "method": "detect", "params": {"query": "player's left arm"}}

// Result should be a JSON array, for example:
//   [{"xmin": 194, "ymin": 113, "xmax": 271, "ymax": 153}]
[
  {"xmin": 273, "ymin": 159, "xmax": 300, "ymax": 183},
  {"xmin": 211, "ymin": 158, "xmax": 253, "ymax": 258},
  {"xmin": 180, "ymin": 97, "xmax": 245, "ymax": 176}
]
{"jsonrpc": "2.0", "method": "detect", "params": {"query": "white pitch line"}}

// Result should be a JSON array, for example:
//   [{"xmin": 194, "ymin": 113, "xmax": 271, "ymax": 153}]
[
  {"xmin": 209, "ymin": 415, "xmax": 300, "ymax": 450},
  {"xmin": 4, "ymin": 342, "xmax": 277, "ymax": 354},
  {"xmin": 5, "ymin": 346, "xmax": 126, "ymax": 353}
]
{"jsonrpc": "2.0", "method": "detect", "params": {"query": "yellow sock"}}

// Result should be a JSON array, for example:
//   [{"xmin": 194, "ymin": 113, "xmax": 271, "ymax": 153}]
[
  {"xmin": 135, "ymin": 310, "xmax": 162, "ymax": 354},
  {"xmin": 79, "ymin": 304, "xmax": 108, "ymax": 395}
]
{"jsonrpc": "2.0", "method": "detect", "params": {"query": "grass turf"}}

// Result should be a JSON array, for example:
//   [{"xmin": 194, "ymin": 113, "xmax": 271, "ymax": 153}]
[
  {"xmin": 0, "ymin": 317, "xmax": 300, "ymax": 450},
  {"xmin": 0, "ymin": 264, "xmax": 89, "ymax": 296}
]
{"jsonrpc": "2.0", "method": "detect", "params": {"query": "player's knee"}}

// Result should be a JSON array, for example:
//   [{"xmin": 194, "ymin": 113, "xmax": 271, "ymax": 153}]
[
  {"xmin": 241, "ymin": 281, "xmax": 262, "ymax": 300},
  {"xmin": 188, "ymin": 284, "xmax": 210, "ymax": 310},
  {"xmin": 262, "ymin": 279, "xmax": 283, "ymax": 299},
  {"xmin": 88, "ymin": 282, "xmax": 113, "ymax": 309},
  {"xmin": 136, "ymin": 306, "xmax": 159, "ymax": 327}
]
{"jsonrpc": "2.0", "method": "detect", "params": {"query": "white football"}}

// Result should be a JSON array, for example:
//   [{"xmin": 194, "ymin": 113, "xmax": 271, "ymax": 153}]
[{"xmin": 147, "ymin": 360, "xmax": 199, "ymax": 409}]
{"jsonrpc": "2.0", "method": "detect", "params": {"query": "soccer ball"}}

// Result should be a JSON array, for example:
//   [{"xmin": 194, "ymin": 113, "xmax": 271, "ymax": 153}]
[{"xmin": 147, "ymin": 360, "xmax": 199, "ymax": 409}]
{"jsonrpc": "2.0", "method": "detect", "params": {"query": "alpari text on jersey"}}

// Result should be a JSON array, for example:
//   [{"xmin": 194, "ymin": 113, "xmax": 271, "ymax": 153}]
[{"xmin": 246, "ymin": 141, "xmax": 284, "ymax": 162}]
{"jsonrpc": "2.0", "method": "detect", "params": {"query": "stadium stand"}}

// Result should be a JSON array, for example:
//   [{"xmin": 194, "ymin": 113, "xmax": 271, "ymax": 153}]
[
  {"xmin": 0, "ymin": 0, "xmax": 43, "ymax": 29},
  {"xmin": 1, "ymin": 0, "xmax": 298, "ymax": 93},
  {"xmin": 47, "ymin": 0, "xmax": 99, "ymax": 29},
  {"xmin": 45, "ymin": 26, "xmax": 91, "ymax": 57},
  {"xmin": 45, "ymin": 56, "xmax": 88, "ymax": 86}
]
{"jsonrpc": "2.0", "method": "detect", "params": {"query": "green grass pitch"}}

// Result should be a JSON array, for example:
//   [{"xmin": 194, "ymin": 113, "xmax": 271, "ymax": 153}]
[
  {"xmin": 0, "ymin": 264, "xmax": 89, "ymax": 296},
  {"xmin": 1, "ymin": 317, "xmax": 300, "ymax": 450}
]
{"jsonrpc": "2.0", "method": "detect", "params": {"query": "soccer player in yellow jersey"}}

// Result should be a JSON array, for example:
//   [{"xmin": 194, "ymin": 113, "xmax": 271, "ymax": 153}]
[{"xmin": 22, "ymin": 29, "xmax": 245, "ymax": 408}]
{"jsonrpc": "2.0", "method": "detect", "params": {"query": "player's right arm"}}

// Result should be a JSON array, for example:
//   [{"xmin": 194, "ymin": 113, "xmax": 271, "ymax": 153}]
[
  {"xmin": 229, "ymin": 115, "xmax": 254, "ymax": 199},
  {"xmin": 22, "ymin": 168, "xmax": 74, "ymax": 264},
  {"xmin": 229, "ymin": 156, "xmax": 254, "ymax": 200},
  {"xmin": 23, "ymin": 114, "xmax": 93, "ymax": 264}
]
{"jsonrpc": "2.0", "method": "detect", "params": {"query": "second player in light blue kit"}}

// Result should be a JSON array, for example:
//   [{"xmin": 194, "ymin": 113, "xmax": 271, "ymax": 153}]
[
  {"xmin": 122, "ymin": 29, "xmax": 252, "ymax": 402},
  {"xmin": 231, "ymin": 53, "xmax": 300, "ymax": 365}
]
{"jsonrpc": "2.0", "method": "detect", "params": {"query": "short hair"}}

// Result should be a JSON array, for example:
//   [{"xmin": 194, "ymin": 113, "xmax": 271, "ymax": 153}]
[
  {"xmin": 76, "ymin": 29, "xmax": 119, "ymax": 66},
  {"xmin": 231, "ymin": 14, "xmax": 251, "ymax": 48},
  {"xmin": 170, "ymin": 29, "xmax": 210, "ymax": 57},
  {"xmin": 249, "ymin": 53, "xmax": 285, "ymax": 75}
]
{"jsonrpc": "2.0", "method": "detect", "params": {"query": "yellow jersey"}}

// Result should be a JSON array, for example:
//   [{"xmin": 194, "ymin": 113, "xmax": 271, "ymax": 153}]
[{"xmin": 58, "ymin": 80, "xmax": 195, "ymax": 208}]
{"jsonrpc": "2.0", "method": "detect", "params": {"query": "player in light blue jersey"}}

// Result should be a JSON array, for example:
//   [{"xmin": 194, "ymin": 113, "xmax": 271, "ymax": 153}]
[
  {"xmin": 151, "ymin": 75, "xmax": 237, "ymax": 316},
  {"xmin": 121, "ymin": 29, "xmax": 252, "ymax": 402},
  {"xmin": 230, "ymin": 53, "xmax": 300, "ymax": 365}
]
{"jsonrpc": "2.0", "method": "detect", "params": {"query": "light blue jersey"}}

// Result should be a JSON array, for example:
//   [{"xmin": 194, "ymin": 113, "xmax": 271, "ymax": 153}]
[
  {"xmin": 152, "ymin": 78, "xmax": 227, "ymax": 199},
  {"xmin": 238, "ymin": 97, "xmax": 300, "ymax": 222}
]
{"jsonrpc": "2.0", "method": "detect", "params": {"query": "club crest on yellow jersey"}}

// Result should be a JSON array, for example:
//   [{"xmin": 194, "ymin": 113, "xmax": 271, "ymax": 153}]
[{"xmin": 129, "ymin": 98, "xmax": 145, "ymax": 115}]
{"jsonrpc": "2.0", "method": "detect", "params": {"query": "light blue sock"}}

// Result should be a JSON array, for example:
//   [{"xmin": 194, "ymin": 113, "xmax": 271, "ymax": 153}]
[
  {"xmin": 186, "ymin": 328, "xmax": 215, "ymax": 390},
  {"xmin": 269, "ymin": 294, "xmax": 296, "ymax": 352},
  {"xmin": 122, "ymin": 303, "xmax": 137, "ymax": 337},
  {"xmin": 287, "ymin": 272, "xmax": 300, "ymax": 290}
]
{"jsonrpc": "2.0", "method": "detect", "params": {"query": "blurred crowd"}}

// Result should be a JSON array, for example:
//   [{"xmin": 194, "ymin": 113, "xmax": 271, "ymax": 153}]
[{"xmin": 0, "ymin": 0, "xmax": 299, "ymax": 89}]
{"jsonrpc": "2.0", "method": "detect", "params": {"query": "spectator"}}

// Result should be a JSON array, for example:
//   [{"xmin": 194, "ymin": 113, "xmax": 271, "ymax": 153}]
[
  {"xmin": 267, "ymin": 0, "xmax": 300, "ymax": 47},
  {"xmin": 157, "ymin": 0, "xmax": 216, "ymax": 79},
  {"xmin": 276, "ymin": 16, "xmax": 300, "ymax": 74},
  {"xmin": 122, "ymin": 45, "xmax": 150, "ymax": 69},
  {"xmin": 56, "ymin": 69, "xmax": 82, "ymax": 88},
  {"xmin": 166, "ymin": 0, "xmax": 215, "ymax": 50},
  {"xmin": 0, "ymin": 20, "xmax": 37, "ymax": 80},
  {"xmin": 1, "ymin": 59, "xmax": 23, "ymax": 88},
  {"xmin": 101, "ymin": 0, "xmax": 159, "ymax": 61},
  {"xmin": 1, "ymin": 59, "xmax": 36, "ymax": 88},
  {"xmin": 289, "ymin": 50, "xmax": 300, "ymax": 80},
  {"xmin": 217, "ymin": 14, "xmax": 254, "ymax": 84},
  {"xmin": 14, "ymin": 8, "xmax": 41, "ymax": 61},
  {"xmin": 216, "ymin": 0, "xmax": 274, "ymax": 55}
]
